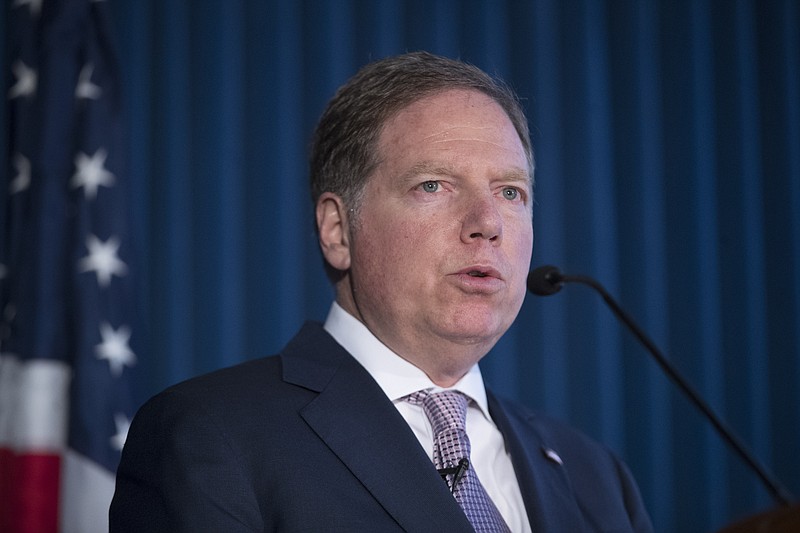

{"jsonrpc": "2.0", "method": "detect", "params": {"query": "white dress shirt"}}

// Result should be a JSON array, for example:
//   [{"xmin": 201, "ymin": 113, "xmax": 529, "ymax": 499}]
[{"xmin": 324, "ymin": 302, "xmax": 532, "ymax": 533}]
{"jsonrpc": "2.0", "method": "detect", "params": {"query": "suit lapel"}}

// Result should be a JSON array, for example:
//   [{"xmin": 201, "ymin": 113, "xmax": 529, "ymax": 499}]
[
  {"xmin": 488, "ymin": 391, "xmax": 588, "ymax": 533},
  {"xmin": 281, "ymin": 323, "xmax": 473, "ymax": 532}
]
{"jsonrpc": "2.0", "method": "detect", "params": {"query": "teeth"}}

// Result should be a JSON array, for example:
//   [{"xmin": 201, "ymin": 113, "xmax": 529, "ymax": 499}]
[{"xmin": 469, "ymin": 271, "xmax": 487, "ymax": 277}]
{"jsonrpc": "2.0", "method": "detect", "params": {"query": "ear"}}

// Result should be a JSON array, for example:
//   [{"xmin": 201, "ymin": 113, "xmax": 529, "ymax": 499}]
[{"xmin": 316, "ymin": 192, "xmax": 352, "ymax": 271}]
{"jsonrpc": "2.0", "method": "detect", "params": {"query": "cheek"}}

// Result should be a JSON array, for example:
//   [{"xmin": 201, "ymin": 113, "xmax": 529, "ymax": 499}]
[
  {"xmin": 509, "ymin": 217, "xmax": 534, "ymax": 254},
  {"xmin": 519, "ymin": 229, "xmax": 534, "ymax": 262},
  {"xmin": 509, "ymin": 224, "xmax": 534, "ymax": 285},
  {"xmin": 355, "ymin": 220, "xmax": 426, "ymax": 282},
  {"xmin": 375, "ymin": 224, "xmax": 442, "ymax": 301}
]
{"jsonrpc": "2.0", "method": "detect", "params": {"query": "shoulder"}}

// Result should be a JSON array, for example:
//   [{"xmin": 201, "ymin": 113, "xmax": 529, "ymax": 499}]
[
  {"xmin": 157, "ymin": 355, "xmax": 281, "ymax": 404},
  {"xmin": 130, "ymin": 322, "xmax": 340, "ymax": 437},
  {"xmin": 143, "ymin": 322, "xmax": 335, "ymax": 408}
]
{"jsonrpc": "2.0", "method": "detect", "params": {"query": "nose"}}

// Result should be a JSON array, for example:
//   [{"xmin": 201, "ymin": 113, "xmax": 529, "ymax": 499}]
[{"xmin": 460, "ymin": 195, "xmax": 503, "ymax": 244}]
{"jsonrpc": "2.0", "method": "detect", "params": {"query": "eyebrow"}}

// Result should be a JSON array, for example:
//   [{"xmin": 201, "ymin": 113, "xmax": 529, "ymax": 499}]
[
  {"xmin": 398, "ymin": 161, "xmax": 532, "ymax": 186},
  {"xmin": 397, "ymin": 162, "xmax": 454, "ymax": 184}
]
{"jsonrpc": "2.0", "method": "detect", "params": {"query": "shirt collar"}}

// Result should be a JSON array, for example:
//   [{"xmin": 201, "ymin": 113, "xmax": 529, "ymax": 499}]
[{"xmin": 323, "ymin": 301, "xmax": 491, "ymax": 419}]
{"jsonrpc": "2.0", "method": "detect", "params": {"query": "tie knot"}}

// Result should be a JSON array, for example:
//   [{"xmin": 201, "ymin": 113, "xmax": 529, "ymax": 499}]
[{"xmin": 407, "ymin": 390, "xmax": 469, "ymax": 435}]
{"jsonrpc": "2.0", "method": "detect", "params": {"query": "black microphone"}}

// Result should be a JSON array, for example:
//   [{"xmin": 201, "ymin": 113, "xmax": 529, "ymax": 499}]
[
  {"xmin": 527, "ymin": 265, "xmax": 795, "ymax": 507},
  {"xmin": 527, "ymin": 264, "xmax": 565, "ymax": 296}
]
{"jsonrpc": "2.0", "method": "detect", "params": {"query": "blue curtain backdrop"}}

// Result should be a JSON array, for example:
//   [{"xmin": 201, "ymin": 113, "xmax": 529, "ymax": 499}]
[{"xmin": 96, "ymin": 1, "xmax": 799, "ymax": 531}]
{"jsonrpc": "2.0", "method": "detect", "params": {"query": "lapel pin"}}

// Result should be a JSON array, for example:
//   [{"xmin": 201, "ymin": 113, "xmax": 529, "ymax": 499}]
[{"xmin": 542, "ymin": 447, "xmax": 563, "ymax": 466}]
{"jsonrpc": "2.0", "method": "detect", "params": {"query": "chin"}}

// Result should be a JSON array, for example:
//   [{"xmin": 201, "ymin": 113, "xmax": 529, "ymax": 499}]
[{"xmin": 439, "ymin": 313, "xmax": 510, "ymax": 347}]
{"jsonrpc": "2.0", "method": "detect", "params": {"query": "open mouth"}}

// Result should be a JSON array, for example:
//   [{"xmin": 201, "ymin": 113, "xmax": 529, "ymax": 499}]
[{"xmin": 468, "ymin": 270, "xmax": 488, "ymax": 278}]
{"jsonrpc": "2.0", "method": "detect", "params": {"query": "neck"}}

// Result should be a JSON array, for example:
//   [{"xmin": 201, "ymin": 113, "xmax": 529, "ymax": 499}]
[{"xmin": 333, "ymin": 288, "xmax": 493, "ymax": 387}]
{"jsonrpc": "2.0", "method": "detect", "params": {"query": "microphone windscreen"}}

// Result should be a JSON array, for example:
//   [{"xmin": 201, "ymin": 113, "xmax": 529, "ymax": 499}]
[{"xmin": 527, "ymin": 265, "xmax": 564, "ymax": 296}]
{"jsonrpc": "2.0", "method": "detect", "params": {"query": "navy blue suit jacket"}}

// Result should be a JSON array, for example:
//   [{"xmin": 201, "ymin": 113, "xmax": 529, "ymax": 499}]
[{"xmin": 110, "ymin": 322, "xmax": 653, "ymax": 532}]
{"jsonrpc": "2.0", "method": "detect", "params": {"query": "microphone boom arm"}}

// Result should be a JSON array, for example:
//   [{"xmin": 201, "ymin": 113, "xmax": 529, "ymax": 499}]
[{"xmin": 542, "ymin": 268, "xmax": 794, "ymax": 506}]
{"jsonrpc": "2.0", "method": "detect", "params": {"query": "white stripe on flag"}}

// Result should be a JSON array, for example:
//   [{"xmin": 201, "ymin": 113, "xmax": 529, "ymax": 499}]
[
  {"xmin": 60, "ymin": 448, "xmax": 116, "ymax": 533},
  {"xmin": 0, "ymin": 354, "xmax": 71, "ymax": 451}
]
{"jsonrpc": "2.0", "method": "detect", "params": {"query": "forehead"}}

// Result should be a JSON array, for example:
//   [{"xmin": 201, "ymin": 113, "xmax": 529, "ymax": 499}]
[
  {"xmin": 384, "ymin": 89, "xmax": 509, "ymax": 132},
  {"xmin": 375, "ymin": 89, "xmax": 530, "ymax": 176}
]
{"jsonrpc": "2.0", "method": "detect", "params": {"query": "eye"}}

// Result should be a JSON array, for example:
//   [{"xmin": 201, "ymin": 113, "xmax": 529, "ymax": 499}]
[
  {"xmin": 502, "ymin": 187, "xmax": 520, "ymax": 200},
  {"xmin": 420, "ymin": 180, "xmax": 440, "ymax": 193}
]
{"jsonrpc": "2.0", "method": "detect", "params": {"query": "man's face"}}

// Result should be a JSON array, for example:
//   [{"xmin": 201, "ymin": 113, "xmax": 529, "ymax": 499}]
[{"xmin": 337, "ymin": 89, "xmax": 533, "ymax": 384}]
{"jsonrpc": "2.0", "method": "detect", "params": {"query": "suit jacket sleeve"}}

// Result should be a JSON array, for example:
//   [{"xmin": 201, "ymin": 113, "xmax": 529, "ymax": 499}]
[{"xmin": 110, "ymin": 384, "xmax": 263, "ymax": 532}]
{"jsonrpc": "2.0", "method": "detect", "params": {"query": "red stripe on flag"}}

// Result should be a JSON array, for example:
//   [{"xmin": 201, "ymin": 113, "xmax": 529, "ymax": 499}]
[
  {"xmin": 0, "ymin": 449, "xmax": 60, "ymax": 533},
  {"xmin": 0, "ymin": 448, "xmax": 12, "ymax": 533}
]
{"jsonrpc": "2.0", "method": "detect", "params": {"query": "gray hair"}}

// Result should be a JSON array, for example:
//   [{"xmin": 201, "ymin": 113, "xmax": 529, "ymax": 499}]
[{"xmin": 309, "ymin": 51, "xmax": 533, "ymax": 216}]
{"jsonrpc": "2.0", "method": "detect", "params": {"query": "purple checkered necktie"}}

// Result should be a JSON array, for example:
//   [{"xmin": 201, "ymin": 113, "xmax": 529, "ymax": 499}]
[{"xmin": 407, "ymin": 390, "xmax": 511, "ymax": 533}]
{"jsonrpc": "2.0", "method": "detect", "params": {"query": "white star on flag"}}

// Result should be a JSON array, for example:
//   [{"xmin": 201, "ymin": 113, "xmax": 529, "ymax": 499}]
[
  {"xmin": 10, "ymin": 153, "xmax": 31, "ymax": 194},
  {"xmin": 8, "ymin": 60, "xmax": 37, "ymax": 99},
  {"xmin": 76, "ymin": 63, "xmax": 102, "ymax": 100},
  {"xmin": 95, "ymin": 322, "xmax": 136, "ymax": 377},
  {"xmin": 110, "ymin": 413, "xmax": 131, "ymax": 451},
  {"xmin": 71, "ymin": 148, "xmax": 115, "ymax": 200},
  {"xmin": 79, "ymin": 234, "xmax": 128, "ymax": 288}
]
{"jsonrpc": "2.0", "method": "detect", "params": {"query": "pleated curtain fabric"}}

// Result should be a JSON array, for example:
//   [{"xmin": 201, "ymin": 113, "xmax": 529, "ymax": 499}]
[{"xmin": 85, "ymin": 2, "xmax": 800, "ymax": 531}]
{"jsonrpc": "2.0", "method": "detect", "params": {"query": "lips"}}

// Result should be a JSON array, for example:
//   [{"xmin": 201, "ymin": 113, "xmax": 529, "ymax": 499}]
[{"xmin": 457, "ymin": 266, "xmax": 503, "ymax": 280}]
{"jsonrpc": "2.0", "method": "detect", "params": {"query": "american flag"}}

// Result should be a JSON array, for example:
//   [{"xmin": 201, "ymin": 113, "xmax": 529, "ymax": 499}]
[{"xmin": 1, "ymin": 1, "xmax": 139, "ymax": 532}]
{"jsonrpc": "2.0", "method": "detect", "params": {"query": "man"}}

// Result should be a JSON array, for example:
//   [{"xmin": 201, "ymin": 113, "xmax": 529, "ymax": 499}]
[{"xmin": 110, "ymin": 52, "xmax": 653, "ymax": 532}]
